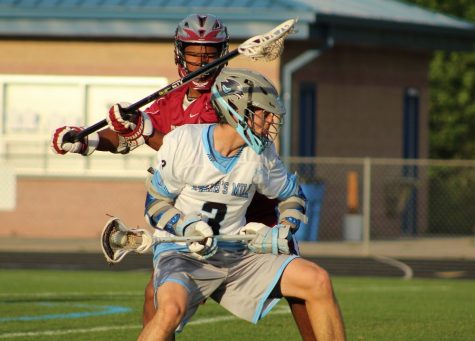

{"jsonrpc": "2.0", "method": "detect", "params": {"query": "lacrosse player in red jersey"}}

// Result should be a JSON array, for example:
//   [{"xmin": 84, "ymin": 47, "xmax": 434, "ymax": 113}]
[
  {"xmin": 50, "ymin": 14, "xmax": 315, "ymax": 340},
  {"xmin": 138, "ymin": 68, "xmax": 345, "ymax": 341},
  {"xmin": 50, "ymin": 13, "xmax": 228, "ymax": 156}
]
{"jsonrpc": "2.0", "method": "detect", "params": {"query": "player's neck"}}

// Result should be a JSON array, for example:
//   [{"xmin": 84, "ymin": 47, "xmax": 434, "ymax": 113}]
[
  {"xmin": 213, "ymin": 124, "xmax": 246, "ymax": 157},
  {"xmin": 187, "ymin": 88, "xmax": 203, "ymax": 100}
]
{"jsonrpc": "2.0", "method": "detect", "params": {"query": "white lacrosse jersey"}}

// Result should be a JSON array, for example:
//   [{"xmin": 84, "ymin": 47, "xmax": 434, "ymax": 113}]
[{"xmin": 150, "ymin": 124, "xmax": 299, "ymax": 236}]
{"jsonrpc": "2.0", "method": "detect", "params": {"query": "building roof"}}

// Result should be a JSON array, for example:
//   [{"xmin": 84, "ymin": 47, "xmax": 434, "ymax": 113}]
[
  {"xmin": 0, "ymin": 0, "xmax": 474, "ymax": 50},
  {"xmin": 304, "ymin": 0, "xmax": 475, "ymax": 31},
  {"xmin": 0, "ymin": 0, "xmax": 314, "ymax": 40},
  {"xmin": 302, "ymin": 0, "xmax": 475, "ymax": 50}
]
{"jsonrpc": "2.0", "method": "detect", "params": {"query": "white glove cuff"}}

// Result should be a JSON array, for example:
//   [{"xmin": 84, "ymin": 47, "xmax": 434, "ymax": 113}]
[
  {"xmin": 117, "ymin": 112, "xmax": 153, "ymax": 153},
  {"xmin": 81, "ymin": 132, "xmax": 99, "ymax": 156},
  {"xmin": 142, "ymin": 112, "xmax": 154, "ymax": 137}
]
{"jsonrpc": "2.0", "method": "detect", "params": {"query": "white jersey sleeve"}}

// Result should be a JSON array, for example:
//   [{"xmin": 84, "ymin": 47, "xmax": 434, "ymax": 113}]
[
  {"xmin": 150, "ymin": 128, "xmax": 186, "ymax": 199},
  {"xmin": 255, "ymin": 144, "xmax": 300, "ymax": 201}
]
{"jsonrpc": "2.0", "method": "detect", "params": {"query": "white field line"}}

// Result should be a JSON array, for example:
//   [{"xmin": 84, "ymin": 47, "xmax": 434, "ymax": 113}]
[
  {"xmin": 0, "ymin": 307, "xmax": 291, "ymax": 339},
  {"xmin": 0, "ymin": 291, "xmax": 143, "ymax": 297},
  {"xmin": 0, "ymin": 284, "xmax": 450, "ymax": 300},
  {"xmin": 372, "ymin": 255, "xmax": 414, "ymax": 280},
  {"xmin": 337, "ymin": 285, "xmax": 449, "ymax": 292}
]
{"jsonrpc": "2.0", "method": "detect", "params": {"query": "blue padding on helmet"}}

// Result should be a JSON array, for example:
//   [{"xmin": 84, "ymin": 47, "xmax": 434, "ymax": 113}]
[{"xmin": 211, "ymin": 87, "xmax": 268, "ymax": 154}]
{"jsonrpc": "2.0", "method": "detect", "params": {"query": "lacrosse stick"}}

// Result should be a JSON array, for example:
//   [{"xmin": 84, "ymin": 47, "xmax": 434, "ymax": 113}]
[
  {"xmin": 101, "ymin": 216, "xmax": 254, "ymax": 264},
  {"xmin": 66, "ymin": 18, "xmax": 297, "ymax": 143}
]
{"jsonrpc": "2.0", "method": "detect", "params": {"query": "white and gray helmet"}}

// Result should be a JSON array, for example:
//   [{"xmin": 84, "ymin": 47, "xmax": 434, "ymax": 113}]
[{"xmin": 211, "ymin": 68, "xmax": 286, "ymax": 154}]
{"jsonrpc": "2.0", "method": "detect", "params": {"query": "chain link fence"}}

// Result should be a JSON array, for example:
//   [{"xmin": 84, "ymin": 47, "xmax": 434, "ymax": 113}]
[
  {"xmin": 287, "ymin": 157, "xmax": 475, "ymax": 242},
  {"xmin": 1, "ymin": 146, "xmax": 475, "ymax": 247}
]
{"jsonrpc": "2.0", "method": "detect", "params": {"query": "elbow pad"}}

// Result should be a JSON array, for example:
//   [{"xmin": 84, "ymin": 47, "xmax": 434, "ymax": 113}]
[{"xmin": 278, "ymin": 191, "xmax": 308, "ymax": 232}]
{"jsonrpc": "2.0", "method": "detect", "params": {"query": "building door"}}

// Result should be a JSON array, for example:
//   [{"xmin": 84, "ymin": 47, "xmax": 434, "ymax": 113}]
[
  {"xmin": 402, "ymin": 87, "xmax": 419, "ymax": 234},
  {"xmin": 298, "ymin": 82, "xmax": 317, "ymax": 157},
  {"xmin": 296, "ymin": 82, "xmax": 325, "ymax": 241}
]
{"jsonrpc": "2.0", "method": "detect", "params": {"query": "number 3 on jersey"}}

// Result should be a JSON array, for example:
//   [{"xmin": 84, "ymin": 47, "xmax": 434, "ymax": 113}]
[{"xmin": 201, "ymin": 202, "xmax": 227, "ymax": 235}]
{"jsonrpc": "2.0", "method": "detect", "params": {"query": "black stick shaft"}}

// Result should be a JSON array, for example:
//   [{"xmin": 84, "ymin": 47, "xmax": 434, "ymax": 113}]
[{"xmin": 70, "ymin": 49, "xmax": 239, "ymax": 143}]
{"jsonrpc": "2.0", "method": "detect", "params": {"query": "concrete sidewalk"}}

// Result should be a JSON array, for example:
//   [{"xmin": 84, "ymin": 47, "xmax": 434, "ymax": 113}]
[{"xmin": 1, "ymin": 236, "xmax": 475, "ymax": 260}]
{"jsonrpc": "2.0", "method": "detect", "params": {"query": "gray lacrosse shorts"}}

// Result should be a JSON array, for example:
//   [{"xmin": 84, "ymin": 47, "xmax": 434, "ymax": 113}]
[{"xmin": 152, "ymin": 244, "xmax": 298, "ymax": 332}]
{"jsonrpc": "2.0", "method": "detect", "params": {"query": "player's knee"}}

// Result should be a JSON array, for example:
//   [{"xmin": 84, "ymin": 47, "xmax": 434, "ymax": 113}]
[
  {"xmin": 305, "ymin": 265, "xmax": 333, "ymax": 301},
  {"xmin": 157, "ymin": 300, "xmax": 185, "ymax": 325}
]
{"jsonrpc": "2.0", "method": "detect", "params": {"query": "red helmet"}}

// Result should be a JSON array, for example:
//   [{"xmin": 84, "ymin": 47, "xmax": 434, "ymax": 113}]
[{"xmin": 174, "ymin": 14, "xmax": 229, "ymax": 91}]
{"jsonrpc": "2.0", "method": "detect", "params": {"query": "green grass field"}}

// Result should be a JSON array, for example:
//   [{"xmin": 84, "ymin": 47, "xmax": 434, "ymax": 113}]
[{"xmin": 0, "ymin": 269, "xmax": 474, "ymax": 340}]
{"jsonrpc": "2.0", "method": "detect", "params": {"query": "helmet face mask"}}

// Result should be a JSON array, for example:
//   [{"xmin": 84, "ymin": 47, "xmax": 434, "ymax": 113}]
[
  {"xmin": 174, "ymin": 14, "xmax": 229, "ymax": 91},
  {"xmin": 245, "ymin": 106, "xmax": 283, "ymax": 143},
  {"xmin": 211, "ymin": 68, "xmax": 286, "ymax": 154}
]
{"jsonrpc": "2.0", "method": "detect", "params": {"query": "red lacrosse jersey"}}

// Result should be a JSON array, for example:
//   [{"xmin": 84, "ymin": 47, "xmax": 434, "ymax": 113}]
[
  {"xmin": 145, "ymin": 83, "xmax": 278, "ymax": 226},
  {"xmin": 145, "ymin": 84, "xmax": 217, "ymax": 134}
]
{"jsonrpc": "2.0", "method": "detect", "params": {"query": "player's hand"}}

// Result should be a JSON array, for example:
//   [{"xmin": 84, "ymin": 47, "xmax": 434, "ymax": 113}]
[
  {"xmin": 177, "ymin": 213, "xmax": 217, "ymax": 260},
  {"xmin": 107, "ymin": 102, "xmax": 138, "ymax": 134},
  {"xmin": 240, "ymin": 222, "xmax": 291, "ymax": 255},
  {"xmin": 184, "ymin": 221, "xmax": 217, "ymax": 260},
  {"xmin": 107, "ymin": 102, "xmax": 154, "ymax": 153},
  {"xmin": 50, "ymin": 126, "xmax": 98, "ymax": 155}
]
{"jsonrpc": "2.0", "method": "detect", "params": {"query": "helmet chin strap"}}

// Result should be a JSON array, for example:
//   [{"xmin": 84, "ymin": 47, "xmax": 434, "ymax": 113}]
[
  {"xmin": 177, "ymin": 62, "xmax": 217, "ymax": 91},
  {"xmin": 191, "ymin": 79, "xmax": 212, "ymax": 90}
]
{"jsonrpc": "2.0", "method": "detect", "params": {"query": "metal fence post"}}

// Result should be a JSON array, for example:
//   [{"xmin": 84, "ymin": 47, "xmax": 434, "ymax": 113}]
[{"xmin": 363, "ymin": 157, "xmax": 371, "ymax": 255}]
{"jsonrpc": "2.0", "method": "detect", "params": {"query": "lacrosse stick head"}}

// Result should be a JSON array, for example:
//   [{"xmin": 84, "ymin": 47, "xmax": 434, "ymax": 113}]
[
  {"xmin": 101, "ymin": 216, "xmax": 153, "ymax": 264},
  {"xmin": 238, "ymin": 18, "xmax": 297, "ymax": 62}
]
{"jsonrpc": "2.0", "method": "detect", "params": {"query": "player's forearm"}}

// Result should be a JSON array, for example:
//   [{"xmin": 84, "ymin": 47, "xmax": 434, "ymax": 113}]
[
  {"xmin": 97, "ymin": 128, "xmax": 120, "ymax": 152},
  {"xmin": 144, "ymin": 130, "xmax": 164, "ymax": 151}
]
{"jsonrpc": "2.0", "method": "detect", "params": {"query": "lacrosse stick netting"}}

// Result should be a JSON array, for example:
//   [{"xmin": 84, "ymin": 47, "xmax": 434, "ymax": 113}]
[
  {"xmin": 238, "ymin": 18, "xmax": 297, "ymax": 61},
  {"xmin": 101, "ymin": 216, "xmax": 154, "ymax": 264}
]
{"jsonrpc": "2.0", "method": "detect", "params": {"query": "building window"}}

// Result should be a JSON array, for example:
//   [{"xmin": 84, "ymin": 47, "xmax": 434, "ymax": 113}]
[{"xmin": 0, "ymin": 74, "xmax": 167, "ymax": 175}]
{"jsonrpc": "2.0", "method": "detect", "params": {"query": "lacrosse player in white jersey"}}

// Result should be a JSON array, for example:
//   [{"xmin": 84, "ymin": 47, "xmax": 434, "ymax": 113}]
[{"xmin": 139, "ymin": 68, "xmax": 346, "ymax": 341}]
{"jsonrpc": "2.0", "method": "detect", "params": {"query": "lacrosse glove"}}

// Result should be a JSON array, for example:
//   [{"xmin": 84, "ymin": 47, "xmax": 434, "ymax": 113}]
[
  {"xmin": 107, "ymin": 102, "xmax": 153, "ymax": 153},
  {"xmin": 50, "ymin": 126, "xmax": 99, "ymax": 156},
  {"xmin": 177, "ymin": 213, "xmax": 217, "ymax": 260},
  {"xmin": 240, "ymin": 222, "xmax": 291, "ymax": 255}
]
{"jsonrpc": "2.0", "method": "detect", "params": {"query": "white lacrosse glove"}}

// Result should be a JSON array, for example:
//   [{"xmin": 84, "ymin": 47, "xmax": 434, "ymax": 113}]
[
  {"xmin": 177, "ymin": 213, "xmax": 217, "ymax": 260},
  {"xmin": 240, "ymin": 222, "xmax": 292, "ymax": 255},
  {"xmin": 50, "ymin": 126, "xmax": 99, "ymax": 156},
  {"xmin": 107, "ymin": 102, "xmax": 153, "ymax": 153}
]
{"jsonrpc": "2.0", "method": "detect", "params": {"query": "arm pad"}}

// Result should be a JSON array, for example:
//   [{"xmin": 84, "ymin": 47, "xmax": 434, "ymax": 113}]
[
  {"xmin": 144, "ymin": 173, "xmax": 183, "ymax": 233},
  {"xmin": 278, "ymin": 190, "xmax": 308, "ymax": 232}
]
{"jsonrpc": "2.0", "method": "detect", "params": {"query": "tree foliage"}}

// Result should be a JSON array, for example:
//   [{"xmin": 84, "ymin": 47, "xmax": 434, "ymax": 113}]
[{"xmin": 405, "ymin": 0, "xmax": 475, "ymax": 159}]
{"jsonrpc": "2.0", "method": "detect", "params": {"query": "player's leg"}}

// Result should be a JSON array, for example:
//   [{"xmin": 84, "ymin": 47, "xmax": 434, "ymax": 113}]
[
  {"xmin": 280, "ymin": 258, "xmax": 346, "ymax": 341},
  {"xmin": 288, "ymin": 234, "xmax": 316, "ymax": 341},
  {"xmin": 138, "ymin": 281, "xmax": 188, "ymax": 341},
  {"xmin": 246, "ymin": 194, "xmax": 315, "ymax": 340},
  {"xmin": 286, "ymin": 297, "xmax": 316, "ymax": 341},
  {"xmin": 143, "ymin": 270, "xmax": 176, "ymax": 340},
  {"xmin": 142, "ymin": 271, "xmax": 157, "ymax": 327}
]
